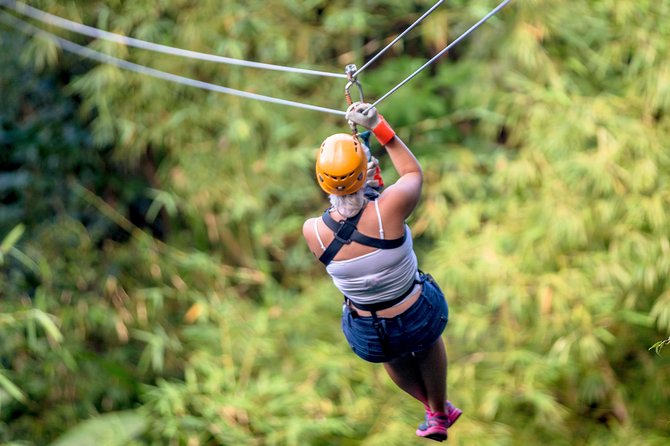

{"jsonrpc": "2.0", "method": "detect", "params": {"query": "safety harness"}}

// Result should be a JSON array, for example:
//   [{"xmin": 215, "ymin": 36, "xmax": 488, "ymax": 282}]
[
  {"xmin": 319, "ymin": 201, "xmax": 426, "ymax": 359},
  {"xmin": 318, "ymin": 202, "xmax": 405, "ymax": 266}
]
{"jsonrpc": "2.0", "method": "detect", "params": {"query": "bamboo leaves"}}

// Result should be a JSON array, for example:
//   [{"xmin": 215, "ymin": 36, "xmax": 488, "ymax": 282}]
[
  {"xmin": 2, "ymin": 0, "xmax": 670, "ymax": 445},
  {"xmin": 0, "ymin": 367, "xmax": 28, "ymax": 405},
  {"xmin": 48, "ymin": 410, "xmax": 148, "ymax": 446},
  {"xmin": 0, "ymin": 224, "xmax": 25, "ymax": 267}
]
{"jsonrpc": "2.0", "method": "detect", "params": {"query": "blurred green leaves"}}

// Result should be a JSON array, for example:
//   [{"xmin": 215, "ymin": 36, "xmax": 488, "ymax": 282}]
[
  {"xmin": 48, "ymin": 410, "xmax": 148, "ymax": 446},
  {"xmin": 1, "ymin": 0, "xmax": 670, "ymax": 445}
]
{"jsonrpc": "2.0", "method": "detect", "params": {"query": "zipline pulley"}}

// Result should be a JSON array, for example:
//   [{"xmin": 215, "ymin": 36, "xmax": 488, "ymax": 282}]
[{"xmin": 344, "ymin": 64, "xmax": 365, "ymax": 137}]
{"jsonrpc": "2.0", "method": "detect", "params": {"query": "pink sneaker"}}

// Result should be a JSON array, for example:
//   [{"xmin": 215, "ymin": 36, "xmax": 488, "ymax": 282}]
[
  {"xmin": 416, "ymin": 401, "xmax": 462, "ymax": 442},
  {"xmin": 444, "ymin": 400, "xmax": 463, "ymax": 427},
  {"xmin": 415, "ymin": 412, "xmax": 448, "ymax": 442}
]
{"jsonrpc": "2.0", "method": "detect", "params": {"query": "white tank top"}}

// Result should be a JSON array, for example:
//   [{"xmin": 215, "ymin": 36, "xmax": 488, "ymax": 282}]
[{"xmin": 314, "ymin": 200, "xmax": 419, "ymax": 304}]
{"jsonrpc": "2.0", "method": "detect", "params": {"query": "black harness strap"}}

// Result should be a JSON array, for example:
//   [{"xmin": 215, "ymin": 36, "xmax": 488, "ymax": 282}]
[
  {"xmin": 318, "ymin": 208, "xmax": 364, "ymax": 266},
  {"xmin": 318, "ymin": 203, "xmax": 406, "ymax": 266}
]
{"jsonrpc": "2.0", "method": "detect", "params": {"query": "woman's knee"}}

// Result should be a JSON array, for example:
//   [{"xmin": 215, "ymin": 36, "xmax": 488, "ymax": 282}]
[{"xmin": 413, "ymin": 336, "xmax": 446, "ymax": 361}]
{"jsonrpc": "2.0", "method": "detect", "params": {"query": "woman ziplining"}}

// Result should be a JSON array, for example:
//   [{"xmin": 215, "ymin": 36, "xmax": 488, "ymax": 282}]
[
  {"xmin": 298, "ymin": 2, "xmax": 511, "ymax": 440},
  {"xmin": 298, "ymin": 1, "xmax": 512, "ymax": 441},
  {"xmin": 1, "ymin": 1, "xmax": 512, "ymax": 441},
  {"xmin": 302, "ymin": 103, "xmax": 461, "ymax": 442}
]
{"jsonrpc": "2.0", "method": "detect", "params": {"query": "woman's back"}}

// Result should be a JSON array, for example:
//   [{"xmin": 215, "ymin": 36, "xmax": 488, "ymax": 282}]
[
  {"xmin": 306, "ymin": 197, "xmax": 419, "ymax": 303},
  {"xmin": 305, "ymin": 193, "xmax": 407, "ymax": 262}
]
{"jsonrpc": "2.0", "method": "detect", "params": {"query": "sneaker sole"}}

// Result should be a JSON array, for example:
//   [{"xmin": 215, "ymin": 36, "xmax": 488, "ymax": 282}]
[
  {"xmin": 416, "ymin": 427, "xmax": 447, "ymax": 442},
  {"xmin": 423, "ymin": 432, "xmax": 447, "ymax": 442}
]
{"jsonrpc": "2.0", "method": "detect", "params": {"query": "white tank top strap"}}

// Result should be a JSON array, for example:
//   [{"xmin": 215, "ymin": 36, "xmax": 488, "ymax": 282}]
[
  {"xmin": 313, "ymin": 218, "xmax": 326, "ymax": 250},
  {"xmin": 373, "ymin": 199, "xmax": 385, "ymax": 239}
]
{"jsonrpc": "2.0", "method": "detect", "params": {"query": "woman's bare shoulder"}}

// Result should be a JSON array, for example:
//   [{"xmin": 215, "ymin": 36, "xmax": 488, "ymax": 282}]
[
  {"xmin": 302, "ymin": 217, "xmax": 318, "ymax": 237},
  {"xmin": 302, "ymin": 216, "xmax": 325, "ymax": 258}
]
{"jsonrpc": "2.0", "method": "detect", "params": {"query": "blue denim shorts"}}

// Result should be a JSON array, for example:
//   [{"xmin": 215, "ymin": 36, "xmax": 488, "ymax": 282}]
[{"xmin": 341, "ymin": 274, "xmax": 449, "ymax": 363}]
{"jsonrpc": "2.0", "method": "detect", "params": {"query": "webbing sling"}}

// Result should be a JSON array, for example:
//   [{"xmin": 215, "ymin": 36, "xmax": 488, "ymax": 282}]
[{"xmin": 318, "ymin": 204, "xmax": 406, "ymax": 266}]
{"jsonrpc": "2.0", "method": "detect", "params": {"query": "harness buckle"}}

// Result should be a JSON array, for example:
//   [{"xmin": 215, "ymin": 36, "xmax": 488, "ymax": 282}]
[{"xmin": 334, "ymin": 219, "xmax": 356, "ymax": 245}]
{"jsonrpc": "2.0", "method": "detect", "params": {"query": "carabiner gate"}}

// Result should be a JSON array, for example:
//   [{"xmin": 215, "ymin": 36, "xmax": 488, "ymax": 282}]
[{"xmin": 344, "ymin": 64, "xmax": 364, "ymax": 107}]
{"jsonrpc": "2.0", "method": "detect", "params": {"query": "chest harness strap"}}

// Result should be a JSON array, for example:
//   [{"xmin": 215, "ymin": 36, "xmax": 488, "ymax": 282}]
[{"xmin": 318, "ymin": 204, "xmax": 406, "ymax": 266}]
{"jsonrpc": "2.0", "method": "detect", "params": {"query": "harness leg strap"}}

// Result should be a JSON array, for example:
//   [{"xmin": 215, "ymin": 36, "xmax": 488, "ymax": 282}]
[{"xmin": 371, "ymin": 311, "xmax": 393, "ymax": 357}]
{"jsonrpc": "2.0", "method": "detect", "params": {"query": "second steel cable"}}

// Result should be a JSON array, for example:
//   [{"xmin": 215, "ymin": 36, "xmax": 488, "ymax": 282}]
[{"xmin": 0, "ymin": 11, "xmax": 346, "ymax": 116}]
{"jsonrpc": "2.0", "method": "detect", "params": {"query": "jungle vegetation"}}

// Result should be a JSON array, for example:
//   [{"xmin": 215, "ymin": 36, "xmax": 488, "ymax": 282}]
[{"xmin": 1, "ymin": 1, "xmax": 669, "ymax": 445}]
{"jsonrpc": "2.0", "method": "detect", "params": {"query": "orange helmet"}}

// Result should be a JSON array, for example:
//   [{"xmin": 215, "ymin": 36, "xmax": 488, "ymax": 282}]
[{"xmin": 315, "ymin": 133, "xmax": 367, "ymax": 196}]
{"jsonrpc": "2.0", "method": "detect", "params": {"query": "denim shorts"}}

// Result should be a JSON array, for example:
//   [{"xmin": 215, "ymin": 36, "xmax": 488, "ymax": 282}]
[{"xmin": 341, "ymin": 274, "xmax": 449, "ymax": 363}]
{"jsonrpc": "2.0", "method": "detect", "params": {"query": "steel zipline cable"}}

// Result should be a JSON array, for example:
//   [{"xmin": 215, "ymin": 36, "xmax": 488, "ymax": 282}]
[
  {"xmin": 354, "ymin": 0, "xmax": 445, "ymax": 78},
  {"xmin": 0, "ymin": 0, "xmax": 512, "ymax": 116},
  {"xmin": 0, "ymin": 0, "xmax": 346, "ymax": 79},
  {"xmin": 367, "ymin": 0, "xmax": 512, "ymax": 111},
  {"xmin": 0, "ymin": 11, "xmax": 346, "ymax": 116}
]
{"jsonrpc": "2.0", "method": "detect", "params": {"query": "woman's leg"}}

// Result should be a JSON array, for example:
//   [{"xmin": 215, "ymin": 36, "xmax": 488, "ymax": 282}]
[
  {"xmin": 383, "ymin": 337, "xmax": 449, "ymax": 409},
  {"xmin": 383, "ymin": 355, "xmax": 428, "ymax": 405},
  {"xmin": 413, "ymin": 336, "xmax": 447, "ymax": 413}
]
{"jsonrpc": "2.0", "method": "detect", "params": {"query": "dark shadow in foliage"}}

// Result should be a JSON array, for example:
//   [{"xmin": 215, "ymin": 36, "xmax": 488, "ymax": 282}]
[{"xmin": 0, "ymin": 30, "xmax": 168, "ymax": 247}]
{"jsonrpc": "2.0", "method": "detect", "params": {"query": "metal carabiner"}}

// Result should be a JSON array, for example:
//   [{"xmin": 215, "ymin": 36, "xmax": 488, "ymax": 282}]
[
  {"xmin": 344, "ymin": 64, "xmax": 364, "ymax": 107},
  {"xmin": 344, "ymin": 64, "xmax": 365, "ymax": 135}
]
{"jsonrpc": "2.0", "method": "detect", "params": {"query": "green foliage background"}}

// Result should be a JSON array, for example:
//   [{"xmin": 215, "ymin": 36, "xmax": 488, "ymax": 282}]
[{"xmin": 1, "ymin": 0, "xmax": 669, "ymax": 444}]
